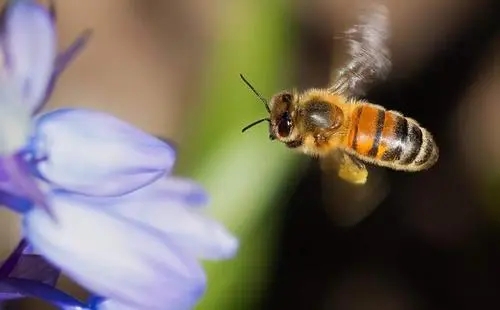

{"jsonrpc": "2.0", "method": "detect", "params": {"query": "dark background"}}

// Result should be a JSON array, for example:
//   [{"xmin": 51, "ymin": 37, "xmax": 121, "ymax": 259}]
[{"xmin": 263, "ymin": 1, "xmax": 500, "ymax": 309}]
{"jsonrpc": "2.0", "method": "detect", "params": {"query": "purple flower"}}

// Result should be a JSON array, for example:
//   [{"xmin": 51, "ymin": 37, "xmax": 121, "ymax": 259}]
[
  {"xmin": 0, "ymin": 239, "xmax": 87, "ymax": 309},
  {"xmin": 0, "ymin": 174, "xmax": 238, "ymax": 309},
  {"xmin": 24, "ymin": 177, "xmax": 237, "ymax": 310},
  {"xmin": 30, "ymin": 108, "xmax": 176, "ymax": 197},
  {"xmin": 0, "ymin": 0, "xmax": 174, "ymax": 213},
  {"xmin": 0, "ymin": 1, "xmax": 239, "ymax": 309}
]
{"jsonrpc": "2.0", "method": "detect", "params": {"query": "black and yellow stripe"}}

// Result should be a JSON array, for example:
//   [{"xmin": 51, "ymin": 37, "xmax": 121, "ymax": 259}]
[{"xmin": 348, "ymin": 105, "xmax": 438, "ymax": 171}]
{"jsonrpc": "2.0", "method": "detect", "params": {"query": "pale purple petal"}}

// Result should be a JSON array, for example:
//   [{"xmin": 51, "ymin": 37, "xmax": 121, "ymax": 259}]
[
  {"xmin": 0, "ymin": 278, "xmax": 87, "ymax": 307},
  {"xmin": 92, "ymin": 297, "xmax": 196, "ymax": 310},
  {"xmin": 0, "ymin": 239, "xmax": 29, "ymax": 278},
  {"xmin": 121, "ymin": 176, "xmax": 209, "ymax": 207},
  {"xmin": 91, "ymin": 299, "xmax": 139, "ymax": 310},
  {"xmin": 9, "ymin": 254, "xmax": 60, "ymax": 286},
  {"xmin": 0, "ymin": 240, "xmax": 73, "ymax": 306},
  {"xmin": 23, "ymin": 192, "xmax": 206, "ymax": 309},
  {"xmin": 37, "ymin": 29, "xmax": 92, "ymax": 114},
  {"xmin": 0, "ymin": 89, "xmax": 32, "ymax": 154},
  {"xmin": 53, "ymin": 30, "xmax": 92, "ymax": 79},
  {"xmin": 0, "ymin": 154, "xmax": 50, "ymax": 215},
  {"xmin": 4, "ymin": 0, "xmax": 56, "ymax": 111},
  {"xmin": 0, "ymin": 191, "xmax": 32, "ymax": 213},
  {"xmin": 66, "ymin": 178, "xmax": 238, "ymax": 260},
  {"xmin": 30, "ymin": 108, "xmax": 176, "ymax": 196}
]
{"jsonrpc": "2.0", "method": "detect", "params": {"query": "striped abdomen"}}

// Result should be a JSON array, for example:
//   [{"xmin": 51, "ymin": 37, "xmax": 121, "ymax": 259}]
[{"xmin": 346, "ymin": 104, "xmax": 438, "ymax": 171}]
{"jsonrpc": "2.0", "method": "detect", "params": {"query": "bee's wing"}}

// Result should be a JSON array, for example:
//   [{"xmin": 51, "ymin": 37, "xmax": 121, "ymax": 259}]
[
  {"xmin": 320, "ymin": 150, "xmax": 389, "ymax": 226},
  {"xmin": 328, "ymin": 4, "xmax": 391, "ymax": 99}
]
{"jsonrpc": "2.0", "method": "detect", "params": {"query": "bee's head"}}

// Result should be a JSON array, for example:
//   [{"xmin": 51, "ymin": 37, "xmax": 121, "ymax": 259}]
[
  {"xmin": 240, "ymin": 74, "xmax": 298, "ymax": 143},
  {"xmin": 267, "ymin": 91, "xmax": 297, "ymax": 141}
]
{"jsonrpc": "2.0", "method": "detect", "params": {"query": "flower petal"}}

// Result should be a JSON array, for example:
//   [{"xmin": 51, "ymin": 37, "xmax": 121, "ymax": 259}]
[
  {"xmin": 30, "ymin": 108, "xmax": 176, "ymax": 196},
  {"xmin": 90, "ymin": 298, "xmax": 139, "ymax": 310},
  {"xmin": 0, "ymin": 192, "xmax": 31, "ymax": 213},
  {"xmin": 4, "ymin": 0, "xmax": 56, "ymax": 111},
  {"xmin": 0, "ymin": 278, "xmax": 87, "ymax": 308},
  {"xmin": 9, "ymin": 254, "xmax": 60, "ymax": 287},
  {"xmin": 91, "ymin": 297, "xmax": 195, "ymax": 310},
  {"xmin": 0, "ymin": 154, "xmax": 49, "ymax": 215},
  {"xmin": 0, "ymin": 239, "xmax": 29, "ymax": 278},
  {"xmin": 0, "ymin": 89, "xmax": 32, "ymax": 154},
  {"xmin": 23, "ymin": 192, "xmax": 206, "ymax": 309},
  {"xmin": 36, "ymin": 29, "xmax": 92, "ymax": 114},
  {"xmin": 66, "ymin": 178, "xmax": 238, "ymax": 260},
  {"xmin": 128, "ymin": 176, "xmax": 210, "ymax": 207},
  {"xmin": 0, "ymin": 240, "xmax": 75, "ymax": 306}
]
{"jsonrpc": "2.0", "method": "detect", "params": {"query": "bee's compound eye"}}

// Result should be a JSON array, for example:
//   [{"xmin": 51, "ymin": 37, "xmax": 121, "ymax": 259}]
[{"xmin": 277, "ymin": 112, "xmax": 292, "ymax": 138}]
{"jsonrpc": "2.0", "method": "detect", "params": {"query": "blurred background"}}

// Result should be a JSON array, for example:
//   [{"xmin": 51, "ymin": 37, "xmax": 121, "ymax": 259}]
[{"xmin": 2, "ymin": 0, "xmax": 500, "ymax": 309}]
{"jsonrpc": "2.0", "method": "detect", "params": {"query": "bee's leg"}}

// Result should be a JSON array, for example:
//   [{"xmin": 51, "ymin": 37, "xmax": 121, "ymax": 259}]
[
  {"xmin": 320, "ymin": 150, "xmax": 388, "ymax": 226},
  {"xmin": 347, "ymin": 153, "xmax": 366, "ymax": 169},
  {"xmin": 338, "ymin": 152, "xmax": 368, "ymax": 185}
]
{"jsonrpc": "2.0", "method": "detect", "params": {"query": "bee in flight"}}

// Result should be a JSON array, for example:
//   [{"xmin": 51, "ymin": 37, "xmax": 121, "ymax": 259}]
[{"xmin": 240, "ymin": 4, "xmax": 438, "ymax": 186}]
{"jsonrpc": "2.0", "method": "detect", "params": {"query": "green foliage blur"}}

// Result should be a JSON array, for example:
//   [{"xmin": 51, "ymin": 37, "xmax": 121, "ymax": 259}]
[{"xmin": 176, "ymin": 0, "xmax": 306, "ymax": 309}]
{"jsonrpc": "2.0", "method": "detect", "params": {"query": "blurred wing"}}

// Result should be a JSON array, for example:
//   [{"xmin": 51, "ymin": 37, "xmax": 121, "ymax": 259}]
[
  {"xmin": 328, "ymin": 4, "xmax": 391, "ymax": 99},
  {"xmin": 320, "ymin": 150, "xmax": 389, "ymax": 226}
]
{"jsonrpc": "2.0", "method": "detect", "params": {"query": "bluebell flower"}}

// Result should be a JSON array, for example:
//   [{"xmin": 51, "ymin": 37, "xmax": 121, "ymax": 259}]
[
  {"xmin": 0, "ymin": 177, "xmax": 238, "ymax": 310},
  {"xmin": 25, "ymin": 176, "xmax": 237, "ymax": 310},
  {"xmin": 0, "ymin": 0, "xmax": 174, "ymax": 213},
  {"xmin": 0, "ymin": 1, "xmax": 239, "ymax": 309},
  {"xmin": 0, "ymin": 239, "xmax": 88, "ymax": 309}
]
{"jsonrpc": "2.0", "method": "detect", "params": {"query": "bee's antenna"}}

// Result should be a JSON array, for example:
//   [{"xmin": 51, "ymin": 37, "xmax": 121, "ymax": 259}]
[
  {"xmin": 241, "ymin": 118, "xmax": 270, "ymax": 133},
  {"xmin": 239, "ymin": 74, "xmax": 271, "ymax": 113}
]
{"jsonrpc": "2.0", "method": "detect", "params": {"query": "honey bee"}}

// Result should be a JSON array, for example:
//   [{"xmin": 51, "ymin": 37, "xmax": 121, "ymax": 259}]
[{"xmin": 241, "ymin": 5, "xmax": 438, "ymax": 186}]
